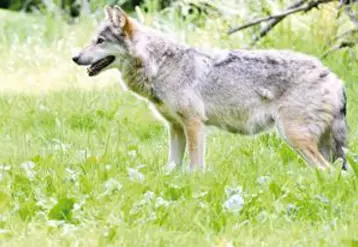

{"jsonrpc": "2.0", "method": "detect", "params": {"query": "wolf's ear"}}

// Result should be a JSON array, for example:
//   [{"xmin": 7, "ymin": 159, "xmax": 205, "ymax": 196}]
[
  {"xmin": 104, "ymin": 5, "xmax": 112, "ymax": 21},
  {"xmin": 111, "ymin": 5, "xmax": 134, "ymax": 36},
  {"xmin": 112, "ymin": 5, "xmax": 128, "ymax": 29}
]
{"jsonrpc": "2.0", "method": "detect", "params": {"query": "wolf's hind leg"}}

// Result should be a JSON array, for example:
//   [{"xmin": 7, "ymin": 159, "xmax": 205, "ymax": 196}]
[
  {"xmin": 296, "ymin": 140, "xmax": 331, "ymax": 169},
  {"xmin": 319, "ymin": 130, "xmax": 333, "ymax": 162},
  {"xmin": 277, "ymin": 121, "xmax": 331, "ymax": 169}
]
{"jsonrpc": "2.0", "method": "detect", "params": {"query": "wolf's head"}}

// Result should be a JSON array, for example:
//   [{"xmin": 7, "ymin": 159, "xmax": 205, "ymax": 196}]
[{"xmin": 72, "ymin": 5, "xmax": 135, "ymax": 77}]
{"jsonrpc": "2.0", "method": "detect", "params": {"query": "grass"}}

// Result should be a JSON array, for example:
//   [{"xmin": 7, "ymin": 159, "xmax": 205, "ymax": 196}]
[{"xmin": 0, "ymin": 3, "xmax": 358, "ymax": 246}]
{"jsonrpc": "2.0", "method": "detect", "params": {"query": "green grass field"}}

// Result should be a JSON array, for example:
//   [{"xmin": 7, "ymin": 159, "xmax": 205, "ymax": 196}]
[{"xmin": 0, "ymin": 5, "xmax": 358, "ymax": 246}]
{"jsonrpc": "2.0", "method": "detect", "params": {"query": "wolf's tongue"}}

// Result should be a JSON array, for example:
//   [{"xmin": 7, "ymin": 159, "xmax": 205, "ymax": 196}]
[
  {"xmin": 96, "ymin": 56, "xmax": 115, "ymax": 69},
  {"xmin": 86, "ymin": 56, "xmax": 115, "ymax": 77},
  {"xmin": 87, "ymin": 67, "xmax": 96, "ymax": 76},
  {"xmin": 91, "ymin": 59, "xmax": 107, "ymax": 70}
]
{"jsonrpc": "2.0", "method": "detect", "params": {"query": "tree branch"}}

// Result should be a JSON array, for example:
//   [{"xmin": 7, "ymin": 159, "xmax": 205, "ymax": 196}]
[
  {"xmin": 228, "ymin": 0, "xmax": 336, "ymax": 35},
  {"xmin": 250, "ymin": 0, "xmax": 308, "ymax": 45},
  {"xmin": 329, "ymin": 28, "xmax": 358, "ymax": 44},
  {"xmin": 344, "ymin": 3, "xmax": 358, "ymax": 26},
  {"xmin": 321, "ymin": 41, "xmax": 357, "ymax": 58},
  {"xmin": 322, "ymin": 1, "xmax": 358, "ymax": 57}
]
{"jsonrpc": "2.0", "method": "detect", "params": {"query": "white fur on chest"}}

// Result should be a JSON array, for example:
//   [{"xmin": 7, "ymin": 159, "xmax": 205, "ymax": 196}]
[{"xmin": 149, "ymin": 102, "xmax": 182, "ymax": 126}]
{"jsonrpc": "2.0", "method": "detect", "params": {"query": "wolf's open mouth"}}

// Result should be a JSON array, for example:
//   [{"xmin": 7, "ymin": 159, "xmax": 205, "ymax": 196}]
[{"xmin": 87, "ymin": 56, "xmax": 115, "ymax": 77}]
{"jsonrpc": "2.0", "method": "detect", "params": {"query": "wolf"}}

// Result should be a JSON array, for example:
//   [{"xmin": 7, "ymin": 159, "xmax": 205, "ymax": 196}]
[{"xmin": 72, "ymin": 5, "xmax": 348, "ymax": 171}]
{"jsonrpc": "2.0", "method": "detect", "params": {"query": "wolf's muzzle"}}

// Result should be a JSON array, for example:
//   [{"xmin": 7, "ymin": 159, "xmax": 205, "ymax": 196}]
[{"xmin": 72, "ymin": 56, "xmax": 80, "ymax": 64}]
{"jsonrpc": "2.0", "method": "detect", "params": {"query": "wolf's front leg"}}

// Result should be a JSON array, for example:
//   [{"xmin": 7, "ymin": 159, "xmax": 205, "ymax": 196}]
[
  {"xmin": 168, "ymin": 124, "xmax": 186, "ymax": 170},
  {"xmin": 183, "ymin": 117, "xmax": 205, "ymax": 170}
]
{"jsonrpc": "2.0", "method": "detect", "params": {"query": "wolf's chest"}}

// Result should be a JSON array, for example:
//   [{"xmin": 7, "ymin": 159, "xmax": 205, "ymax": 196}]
[
  {"xmin": 122, "ymin": 71, "xmax": 162, "ymax": 104},
  {"xmin": 150, "ymin": 102, "xmax": 183, "ymax": 124}
]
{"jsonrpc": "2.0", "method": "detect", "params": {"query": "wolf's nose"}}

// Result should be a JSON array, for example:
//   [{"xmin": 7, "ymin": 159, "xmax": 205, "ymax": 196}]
[{"xmin": 72, "ymin": 56, "xmax": 80, "ymax": 64}]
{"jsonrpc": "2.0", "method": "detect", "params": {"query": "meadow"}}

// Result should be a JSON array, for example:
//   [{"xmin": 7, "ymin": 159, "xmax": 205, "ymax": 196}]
[{"xmin": 0, "ymin": 2, "xmax": 358, "ymax": 246}]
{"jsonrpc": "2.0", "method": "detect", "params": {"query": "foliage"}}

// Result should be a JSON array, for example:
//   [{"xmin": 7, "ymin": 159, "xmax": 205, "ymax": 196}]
[{"xmin": 0, "ymin": 0, "xmax": 159, "ymax": 15}]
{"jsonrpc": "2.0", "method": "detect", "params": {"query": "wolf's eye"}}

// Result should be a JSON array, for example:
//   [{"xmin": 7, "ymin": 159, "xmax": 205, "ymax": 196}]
[{"xmin": 96, "ymin": 37, "xmax": 105, "ymax": 44}]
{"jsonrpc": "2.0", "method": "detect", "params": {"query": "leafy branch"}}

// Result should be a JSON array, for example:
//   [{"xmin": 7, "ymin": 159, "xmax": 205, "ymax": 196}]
[{"xmin": 228, "ymin": 0, "xmax": 358, "ymax": 57}]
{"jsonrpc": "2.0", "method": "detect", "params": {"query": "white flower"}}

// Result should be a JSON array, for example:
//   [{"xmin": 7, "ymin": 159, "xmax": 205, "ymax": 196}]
[
  {"xmin": 61, "ymin": 223, "xmax": 78, "ymax": 235},
  {"xmin": 225, "ymin": 186, "xmax": 243, "ymax": 197},
  {"xmin": 136, "ymin": 164, "xmax": 146, "ymax": 169},
  {"xmin": 198, "ymin": 202, "xmax": 209, "ymax": 209},
  {"xmin": 128, "ymin": 150, "xmax": 137, "ymax": 157},
  {"xmin": 129, "ymin": 191, "xmax": 155, "ymax": 215},
  {"xmin": 0, "ymin": 215, "xmax": 7, "ymax": 222},
  {"xmin": 104, "ymin": 179, "xmax": 122, "ymax": 193},
  {"xmin": 147, "ymin": 212, "xmax": 156, "ymax": 221},
  {"xmin": 73, "ymin": 197, "xmax": 87, "ymax": 211},
  {"xmin": 0, "ymin": 164, "xmax": 11, "ymax": 171},
  {"xmin": 35, "ymin": 192, "xmax": 58, "ymax": 210},
  {"xmin": 0, "ymin": 229, "xmax": 11, "ymax": 235},
  {"xmin": 286, "ymin": 203, "xmax": 299, "ymax": 215},
  {"xmin": 47, "ymin": 220, "xmax": 62, "ymax": 228},
  {"xmin": 168, "ymin": 184, "xmax": 181, "ymax": 189},
  {"xmin": 256, "ymin": 211, "xmax": 267, "ymax": 222},
  {"xmin": 193, "ymin": 191, "xmax": 208, "ymax": 199},
  {"xmin": 223, "ymin": 194, "xmax": 245, "ymax": 214},
  {"xmin": 314, "ymin": 195, "xmax": 329, "ymax": 204},
  {"xmin": 20, "ymin": 161, "xmax": 36, "ymax": 180},
  {"xmin": 164, "ymin": 162, "xmax": 177, "ymax": 174},
  {"xmin": 143, "ymin": 191, "xmax": 155, "ymax": 202},
  {"xmin": 65, "ymin": 168, "xmax": 79, "ymax": 182},
  {"xmin": 155, "ymin": 197, "xmax": 169, "ymax": 208},
  {"xmin": 223, "ymin": 186, "xmax": 245, "ymax": 214},
  {"xmin": 52, "ymin": 139, "xmax": 71, "ymax": 152},
  {"xmin": 39, "ymin": 104, "xmax": 48, "ymax": 112},
  {"xmin": 216, "ymin": 240, "xmax": 234, "ymax": 247},
  {"xmin": 78, "ymin": 149, "xmax": 91, "ymax": 161},
  {"xmin": 257, "ymin": 176, "xmax": 271, "ymax": 185},
  {"xmin": 127, "ymin": 168, "xmax": 145, "ymax": 183}
]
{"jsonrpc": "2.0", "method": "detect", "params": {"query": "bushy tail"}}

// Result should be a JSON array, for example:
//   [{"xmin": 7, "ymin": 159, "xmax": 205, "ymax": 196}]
[{"xmin": 332, "ymin": 89, "xmax": 348, "ymax": 170}]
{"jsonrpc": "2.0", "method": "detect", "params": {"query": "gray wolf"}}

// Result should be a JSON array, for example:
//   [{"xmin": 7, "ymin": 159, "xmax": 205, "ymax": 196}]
[{"xmin": 72, "ymin": 5, "xmax": 348, "ymax": 171}]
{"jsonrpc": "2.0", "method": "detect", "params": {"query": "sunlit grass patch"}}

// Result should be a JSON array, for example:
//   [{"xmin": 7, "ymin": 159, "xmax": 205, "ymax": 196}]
[{"xmin": 0, "ymin": 5, "xmax": 357, "ymax": 247}]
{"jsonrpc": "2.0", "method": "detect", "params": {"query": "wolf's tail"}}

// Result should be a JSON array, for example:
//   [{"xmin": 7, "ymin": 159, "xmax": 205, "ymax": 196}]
[{"xmin": 332, "ymin": 89, "xmax": 348, "ymax": 170}]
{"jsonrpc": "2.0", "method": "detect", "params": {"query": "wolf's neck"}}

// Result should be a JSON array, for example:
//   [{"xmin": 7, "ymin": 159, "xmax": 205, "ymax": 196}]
[
  {"xmin": 132, "ymin": 30, "xmax": 186, "ymax": 77},
  {"xmin": 119, "ymin": 29, "xmax": 185, "ymax": 101}
]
